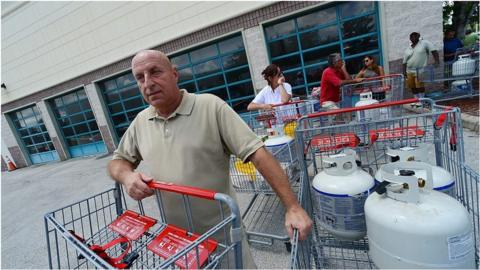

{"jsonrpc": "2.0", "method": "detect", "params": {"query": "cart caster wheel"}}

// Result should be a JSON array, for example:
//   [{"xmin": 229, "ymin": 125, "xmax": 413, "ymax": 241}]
[{"xmin": 285, "ymin": 242, "xmax": 292, "ymax": 252}]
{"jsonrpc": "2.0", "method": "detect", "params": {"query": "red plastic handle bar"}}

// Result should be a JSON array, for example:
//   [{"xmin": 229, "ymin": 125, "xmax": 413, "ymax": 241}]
[
  {"xmin": 434, "ymin": 106, "xmax": 454, "ymax": 129},
  {"xmin": 272, "ymin": 100, "xmax": 305, "ymax": 107},
  {"xmin": 307, "ymin": 98, "xmax": 419, "ymax": 118},
  {"xmin": 147, "ymin": 181, "xmax": 216, "ymax": 200}
]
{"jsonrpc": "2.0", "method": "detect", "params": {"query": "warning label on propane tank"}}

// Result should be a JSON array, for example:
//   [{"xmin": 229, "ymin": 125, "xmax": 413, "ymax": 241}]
[
  {"xmin": 447, "ymin": 231, "xmax": 474, "ymax": 261},
  {"xmin": 312, "ymin": 188, "xmax": 369, "ymax": 232}
]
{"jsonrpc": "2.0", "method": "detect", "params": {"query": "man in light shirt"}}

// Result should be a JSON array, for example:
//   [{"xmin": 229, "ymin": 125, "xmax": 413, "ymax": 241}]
[{"xmin": 402, "ymin": 32, "xmax": 440, "ymax": 99}]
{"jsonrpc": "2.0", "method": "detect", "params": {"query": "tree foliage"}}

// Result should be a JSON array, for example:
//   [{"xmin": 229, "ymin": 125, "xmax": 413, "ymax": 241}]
[{"xmin": 443, "ymin": 1, "xmax": 479, "ymax": 39}]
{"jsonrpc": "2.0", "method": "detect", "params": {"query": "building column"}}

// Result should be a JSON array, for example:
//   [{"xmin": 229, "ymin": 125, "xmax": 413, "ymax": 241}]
[
  {"xmin": 84, "ymin": 83, "xmax": 116, "ymax": 153},
  {"xmin": 243, "ymin": 26, "xmax": 270, "ymax": 94},
  {"xmin": 36, "ymin": 100, "xmax": 69, "ymax": 160},
  {"xmin": 1, "ymin": 114, "xmax": 28, "ymax": 168}
]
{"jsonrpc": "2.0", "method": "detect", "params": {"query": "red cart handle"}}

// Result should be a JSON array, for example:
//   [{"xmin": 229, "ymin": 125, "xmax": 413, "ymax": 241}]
[
  {"xmin": 147, "ymin": 181, "xmax": 216, "ymax": 200},
  {"xmin": 307, "ymin": 98, "xmax": 419, "ymax": 118},
  {"xmin": 272, "ymin": 100, "xmax": 305, "ymax": 107},
  {"xmin": 434, "ymin": 106, "xmax": 454, "ymax": 129}
]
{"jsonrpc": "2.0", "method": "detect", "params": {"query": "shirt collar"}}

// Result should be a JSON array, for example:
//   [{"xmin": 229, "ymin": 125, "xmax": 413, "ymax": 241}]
[{"xmin": 147, "ymin": 89, "xmax": 195, "ymax": 120}]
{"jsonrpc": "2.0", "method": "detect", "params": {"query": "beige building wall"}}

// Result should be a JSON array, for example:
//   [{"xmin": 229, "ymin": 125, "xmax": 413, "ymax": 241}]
[{"xmin": 1, "ymin": 1, "xmax": 271, "ymax": 104}]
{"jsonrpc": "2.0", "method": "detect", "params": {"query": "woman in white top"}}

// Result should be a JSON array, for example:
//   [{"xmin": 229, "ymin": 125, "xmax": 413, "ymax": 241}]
[{"xmin": 247, "ymin": 64, "xmax": 292, "ymax": 111}]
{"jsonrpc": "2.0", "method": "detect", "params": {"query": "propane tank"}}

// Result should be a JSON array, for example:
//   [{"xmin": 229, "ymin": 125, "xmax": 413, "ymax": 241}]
[
  {"xmin": 366, "ymin": 162, "xmax": 475, "ymax": 269},
  {"xmin": 264, "ymin": 135, "xmax": 295, "ymax": 164},
  {"xmin": 312, "ymin": 149, "xmax": 375, "ymax": 240},
  {"xmin": 355, "ymin": 91, "xmax": 379, "ymax": 121},
  {"xmin": 374, "ymin": 144, "xmax": 455, "ymax": 197},
  {"xmin": 452, "ymin": 54, "xmax": 476, "ymax": 76}
]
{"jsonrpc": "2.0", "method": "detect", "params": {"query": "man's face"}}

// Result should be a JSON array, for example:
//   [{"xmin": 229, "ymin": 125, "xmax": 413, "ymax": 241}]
[
  {"xmin": 132, "ymin": 52, "xmax": 179, "ymax": 109},
  {"xmin": 410, "ymin": 34, "xmax": 420, "ymax": 44},
  {"xmin": 334, "ymin": 59, "xmax": 343, "ymax": 69},
  {"xmin": 446, "ymin": 31, "xmax": 455, "ymax": 39}
]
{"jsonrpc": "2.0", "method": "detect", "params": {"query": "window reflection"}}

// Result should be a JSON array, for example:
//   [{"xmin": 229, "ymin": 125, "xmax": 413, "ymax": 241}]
[
  {"xmin": 269, "ymin": 36, "xmax": 298, "ymax": 58},
  {"xmin": 219, "ymin": 36, "xmax": 244, "ymax": 53},
  {"xmin": 9, "ymin": 105, "xmax": 54, "ymax": 154},
  {"xmin": 339, "ymin": 1, "xmax": 374, "ymax": 19},
  {"xmin": 342, "ymin": 15, "xmax": 376, "ymax": 39},
  {"xmin": 297, "ymin": 6, "xmax": 336, "ymax": 31},
  {"xmin": 343, "ymin": 36, "xmax": 378, "ymax": 56},
  {"xmin": 300, "ymin": 25, "xmax": 339, "ymax": 50},
  {"xmin": 265, "ymin": 20, "xmax": 296, "ymax": 40}
]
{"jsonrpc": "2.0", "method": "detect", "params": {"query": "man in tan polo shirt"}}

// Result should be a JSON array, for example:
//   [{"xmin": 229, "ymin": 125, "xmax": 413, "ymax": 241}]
[{"xmin": 108, "ymin": 50, "xmax": 312, "ymax": 268}]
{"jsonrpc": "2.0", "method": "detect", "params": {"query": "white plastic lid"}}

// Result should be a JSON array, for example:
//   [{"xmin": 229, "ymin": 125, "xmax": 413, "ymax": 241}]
[{"xmin": 265, "ymin": 135, "xmax": 293, "ymax": 147}]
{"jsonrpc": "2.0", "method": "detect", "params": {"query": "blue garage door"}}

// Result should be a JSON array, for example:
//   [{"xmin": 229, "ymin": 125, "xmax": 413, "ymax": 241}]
[
  {"xmin": 49, "ymin": 89, "xmax": 106, "ymax": 158},
  {"xmin": 98, "ymin": 72, "xmax": 148, "ymax": 141},
  {"xmin": 9, "ymin": 105, "xmax": 59, "ymax": 164},
  {"xmin": 264, "ymin": 1, "xmax": 382, "ymax": 96},
  {"xmin": 170, "ymin": 34, "xmax": 255, "ymax": 113}
]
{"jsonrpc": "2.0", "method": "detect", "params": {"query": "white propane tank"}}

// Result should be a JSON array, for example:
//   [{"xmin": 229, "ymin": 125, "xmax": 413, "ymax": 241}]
[
  {"xmin": 264, "ymin": 135, "xmax": 295, "ymax": 164},
  {"xmin": 312, "ymin": 149, "xmax": 375, "ymax": 240},
  {"xmin": 355, "ymin": 91, "xmax": 378, "ymax": 121},
  {"xmin": 374, "ymin": 144, "xmax": 455, "ymax": 197},
  {"xmin": 451, "ymin": 80, "xmax": 469, "ymax": 93},
  {"xmin": 452, "ymin": 54, "xmax": 476, "ymax": 76},
  {"xmin": 366, "ymin": 162, "xmax": 475, "ymax": 269}
]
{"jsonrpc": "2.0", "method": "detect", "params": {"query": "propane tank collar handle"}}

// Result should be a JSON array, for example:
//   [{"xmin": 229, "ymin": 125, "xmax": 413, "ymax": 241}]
[
  {"xmin": 380, "ymin": 161, "xmax": 435, "ymax": 203},
  {"xmin": 323, "ymin": 151, "xmax": 357, "ymax": 176}
]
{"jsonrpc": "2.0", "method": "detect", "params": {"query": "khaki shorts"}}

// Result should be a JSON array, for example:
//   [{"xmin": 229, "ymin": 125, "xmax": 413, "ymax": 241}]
[{"xmin": 406, "ymin": 73, "xmax": 424, "ymax": 89}]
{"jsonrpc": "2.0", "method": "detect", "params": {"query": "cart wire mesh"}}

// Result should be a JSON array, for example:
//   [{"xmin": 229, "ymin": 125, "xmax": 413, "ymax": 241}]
[
  {"xmin": 290, "ymin": 98, "xmax": 479, "ymax": 269},
  {"xmin": 45, "ymin": 182, "xmax": 243, "ymax": 269}
]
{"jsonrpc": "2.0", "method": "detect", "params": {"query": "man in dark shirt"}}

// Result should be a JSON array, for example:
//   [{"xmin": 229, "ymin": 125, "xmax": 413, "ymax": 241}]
[{"xmin": 444, "ymin": 29, "xmax": 463, "ymax": 62}]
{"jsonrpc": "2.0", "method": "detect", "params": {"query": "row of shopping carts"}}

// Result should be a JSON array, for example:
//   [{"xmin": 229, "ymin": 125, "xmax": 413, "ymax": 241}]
[
  {"xmin": 44, "ymin": 74, "xmax": 479, "ymax": 269},
  {"xmin": 42, "ymin": 74, "xmax": 409, "ymax": 269},
  {"xmin": 416, "ymin": 45, "xmax": 479, "ymax": 101},
  {"xmin": 289, "ymin": 98, "xmax": 480, "ymax": 269}
]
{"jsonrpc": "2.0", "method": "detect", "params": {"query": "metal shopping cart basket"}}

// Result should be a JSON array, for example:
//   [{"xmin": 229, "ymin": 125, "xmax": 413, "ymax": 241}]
[
  {"xmin": 231, "ymin": 101, "xmax": 315, "ymax": 250},
  {"xmin": 416, "ymin": 51, "xmax": 479, "ymax": 101},
  {"xmin": 44, "ymin": 181, "xmax": 243, "ymax": 269},
  {"xmin": 340, "ymin": 74, "xmax": 404, "ymax": 108},
  {"xmin": 290, "ymin": 98, "xmax": 479, "ymax": 269}
]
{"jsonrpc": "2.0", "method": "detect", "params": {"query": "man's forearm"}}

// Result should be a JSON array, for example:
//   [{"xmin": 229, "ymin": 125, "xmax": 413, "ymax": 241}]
[
  {"xmin": 108, "ymin": 159, "xmax": 136, "ymax": 184},
  {"xmin": 249, "ymin": 147, "xmax": 299, "ymax": 210}
]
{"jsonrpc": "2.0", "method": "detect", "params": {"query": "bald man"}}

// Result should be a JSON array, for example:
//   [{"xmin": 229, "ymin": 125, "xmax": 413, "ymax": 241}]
[{"xmin": 108, "ymin": 50, "xmax": 312, "ymax": 268}]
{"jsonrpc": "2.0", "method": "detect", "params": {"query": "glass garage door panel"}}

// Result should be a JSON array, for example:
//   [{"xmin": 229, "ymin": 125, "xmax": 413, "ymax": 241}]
[
  {"xmin": 170, "ymin": 34, "xmax": 255, "ymax": 115},
  {"xmin": 264, "ymin": 1, "xmax": 382, "ymax": 96},
  {"xmin": 50, "ymin": 89, "xmax": 106, "ymax": 158},
  {"xmin": 9, "ymin": 105, "xmax": 59, "ymax": 164},
  {"xmin": 99, "ymin": 72, "xmax": 148, "ymax": 140}
]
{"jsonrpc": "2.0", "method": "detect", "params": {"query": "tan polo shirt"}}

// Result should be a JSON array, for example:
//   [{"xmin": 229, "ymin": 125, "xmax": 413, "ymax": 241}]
[{"xmin": 113, "ymin": 90, "xmax": 263, "ymax": 267}]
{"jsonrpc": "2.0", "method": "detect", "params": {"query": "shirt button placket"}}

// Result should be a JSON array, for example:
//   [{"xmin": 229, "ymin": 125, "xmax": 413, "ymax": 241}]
[{"xmin": 164, "ymin": 120, "xmax": 170, "ymax": 137}]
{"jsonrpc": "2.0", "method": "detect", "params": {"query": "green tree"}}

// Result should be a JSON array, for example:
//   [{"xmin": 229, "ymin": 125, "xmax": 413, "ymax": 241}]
[{"xmin": 443, "ymin": 1, "xmax": 479, "ymax": 39}]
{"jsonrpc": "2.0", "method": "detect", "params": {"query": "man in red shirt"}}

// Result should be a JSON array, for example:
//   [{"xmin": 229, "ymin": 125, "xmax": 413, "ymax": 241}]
[{"xmin": 320, "ymin": 53, "xmax": 363, "ymax": 110}]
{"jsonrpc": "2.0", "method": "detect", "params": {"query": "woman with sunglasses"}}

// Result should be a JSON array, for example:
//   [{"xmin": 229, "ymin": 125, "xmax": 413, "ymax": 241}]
[
  {"xmin": 356, "ymin": 56, "xmax": 384, "ymax": 79},
  {"xmin": 356, "ymin": 56, "xmax": 386, "ymax": 100}
]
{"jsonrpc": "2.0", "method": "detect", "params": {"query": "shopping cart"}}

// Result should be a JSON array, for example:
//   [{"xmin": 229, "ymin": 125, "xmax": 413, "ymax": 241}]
[
  {"xmin": 340, "ymin": 74, "xmax": 405, "ymax": 109},
  {"xmin": 290, "ymin": 98, "xmax": 479, "ymax": 269},
  {"xmin": 231, "ymin": 101, "xmax": 314, "ymax": 250},
  {"xmin": 45, "ymin": 181, "xmax": 243, "ymax": 269},
  {"xmin": 416, "ymin": 51, "xmax": 479, "ymax": 101}
]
